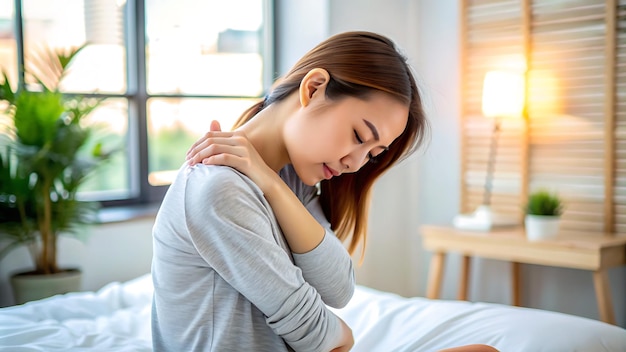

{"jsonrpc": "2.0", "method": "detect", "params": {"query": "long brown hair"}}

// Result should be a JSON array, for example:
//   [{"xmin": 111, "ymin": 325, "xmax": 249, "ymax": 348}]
[{"xmin": 233, "ymin": 31, "xmax": 428, "ymax": 259}]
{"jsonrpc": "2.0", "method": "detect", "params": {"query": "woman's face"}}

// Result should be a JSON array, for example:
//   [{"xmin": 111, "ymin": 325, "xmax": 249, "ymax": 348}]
[{"xmin": 284, "ymin": 90, "xmax": 409, "ymax": 186}]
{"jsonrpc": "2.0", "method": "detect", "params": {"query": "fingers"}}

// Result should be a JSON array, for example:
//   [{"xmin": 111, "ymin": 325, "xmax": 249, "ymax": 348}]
[
  {"xmin": 192, "ymin": 136, "xmax": 248, "ymax": 152},
  {"xmin": 185, "ymin": 122, "xmax": 252, "ymax": 166},
  {"xmin": 187, "ymin": 140, "xmax": 248, "ymax": 165},
  {"xmin": 185, "ymin": 120, "xmax": 226, "ymax": 156},
  {"xmin": 186, "ymin": 131, "xmax": 235, "ymax": 159},
  {"xmin": 198, "ymin": 151, "xmax": 245, "ymax": 168},
  {"xmin": 210, "ymin": 120, "xmax": 222, "ymax": 132}
]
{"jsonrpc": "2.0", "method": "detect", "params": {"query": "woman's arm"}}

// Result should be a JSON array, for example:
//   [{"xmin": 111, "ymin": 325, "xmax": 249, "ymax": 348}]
[
  {"xmin": 186, "ymin": 122, "xmax": 355, "ymax": 308},
  {"xmin": 183, "ymin": 166, "xmax": 352, "ymax": 351},
  {"xmin": 279, "ymin": 165, "xmax": 355, "ymax": 308}
]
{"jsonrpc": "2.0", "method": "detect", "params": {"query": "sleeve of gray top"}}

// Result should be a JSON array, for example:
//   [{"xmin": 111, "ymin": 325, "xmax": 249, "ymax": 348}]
[
  {"xmin": 184, "ymin": 168, "xmax": 342, "ymax": 352},
  {"xmin": 292, "ymin": 221, "xmax": 355, "ymax": 308}
]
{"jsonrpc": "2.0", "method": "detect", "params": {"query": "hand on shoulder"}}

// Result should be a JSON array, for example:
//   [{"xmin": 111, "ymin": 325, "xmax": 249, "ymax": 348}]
[{"xmin": 186, "ymin": 120, "xmax": 278, "ymax": 192}]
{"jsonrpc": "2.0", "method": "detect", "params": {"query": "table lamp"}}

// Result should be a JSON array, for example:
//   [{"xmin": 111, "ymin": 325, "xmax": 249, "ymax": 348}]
[{"xmin": 453, "ymin": 70, "xmax": 525, "ymax": 231}]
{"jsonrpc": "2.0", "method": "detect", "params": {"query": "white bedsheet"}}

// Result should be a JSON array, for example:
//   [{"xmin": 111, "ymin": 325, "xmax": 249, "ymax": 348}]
[
  {"xmin": 0, "ymin": 275, "xmax": 152, "ymax": 352},
  {"xmin": 0, "ymin": 274, "xmax": 624, "ymax": 351},
  {"xmin": 333, "ymin": 285, "xmax": 626, "ymax": 351}
]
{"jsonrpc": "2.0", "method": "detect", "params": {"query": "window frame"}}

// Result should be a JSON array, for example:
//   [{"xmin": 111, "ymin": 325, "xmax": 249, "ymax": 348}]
[{"xmin": 8, "ymin": 0, "xmax": 275, "ymax": 208}]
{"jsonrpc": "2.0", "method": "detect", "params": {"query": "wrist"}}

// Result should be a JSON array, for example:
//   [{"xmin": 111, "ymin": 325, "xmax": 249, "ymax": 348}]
[{"xmin": 260, "ymin": 170, "xmax": 283, "ymax": 198}]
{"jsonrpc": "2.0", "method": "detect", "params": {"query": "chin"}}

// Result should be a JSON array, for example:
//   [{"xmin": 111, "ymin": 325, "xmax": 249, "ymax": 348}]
[
  {"xmin": 303, "ymin": 174, "xmax": 322, "ymax": 187},
  {"xmin": 301, "ymin": 177, "xmax": 320, "ymax": 187},
  {"xmin": 290, "ymin": 164, "xmax": 320, "ymax": 186}
]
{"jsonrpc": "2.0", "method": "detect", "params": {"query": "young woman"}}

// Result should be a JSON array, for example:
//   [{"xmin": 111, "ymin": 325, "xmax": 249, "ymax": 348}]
[{"xmin": 152, "ymin": 31, "xmax": 497, "ymax": 352}]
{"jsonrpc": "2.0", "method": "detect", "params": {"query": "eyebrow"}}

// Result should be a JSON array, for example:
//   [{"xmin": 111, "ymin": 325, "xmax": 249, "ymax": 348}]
[
  {"xmin": 363, "ymin": 119, "xmax": 380, "ymax": 141},
  {"xmin": 363, "ymin": 119, "xmax": 390, "ymax": 151}
]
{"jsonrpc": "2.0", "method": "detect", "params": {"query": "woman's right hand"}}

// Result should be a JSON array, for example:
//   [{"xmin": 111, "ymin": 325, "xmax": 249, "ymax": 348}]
[
  {"xmin": 186, "ymin": 120, "xmax": 278, "ymax": 193},
  {"xmin": 330, "ymin": 318, "xmax": 354, "ymax": 352}
]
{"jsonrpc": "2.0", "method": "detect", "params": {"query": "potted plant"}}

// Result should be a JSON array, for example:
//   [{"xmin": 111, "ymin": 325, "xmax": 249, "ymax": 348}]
[
  {"xmin": 524, "ymin": 189, "xmax": 564, "ymax": 241},
  {"xmin": 0, "ymin": 45, "xmax": 114, "ymax": 304}
]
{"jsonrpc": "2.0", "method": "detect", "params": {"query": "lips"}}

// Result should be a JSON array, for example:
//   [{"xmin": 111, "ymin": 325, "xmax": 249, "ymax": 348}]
[{"xmin": 323, "ymin": 164, "xmax": 340, "ymax": 179}]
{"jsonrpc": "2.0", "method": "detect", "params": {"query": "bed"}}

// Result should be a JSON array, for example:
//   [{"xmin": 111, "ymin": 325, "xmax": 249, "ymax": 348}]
[{"xmin": 0, "ymin": 274, "xmax": 624, "ymax": 351}]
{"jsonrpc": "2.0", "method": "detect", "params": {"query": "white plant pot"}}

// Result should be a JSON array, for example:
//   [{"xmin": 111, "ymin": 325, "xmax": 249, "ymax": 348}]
[
  {"xmin": 11, "ymin": 268, "xmax": 82, "ymax": 305},
  {"xmin": 524, "ymin": 215, "xmax": 561, "ymax": 241}
]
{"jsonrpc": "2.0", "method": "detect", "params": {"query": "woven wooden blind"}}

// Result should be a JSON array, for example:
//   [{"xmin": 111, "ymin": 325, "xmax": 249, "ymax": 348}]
[
  {"xmin": 617, "ymin": 0, "xmax": 626, "ymax": 232},
  {"xmin": 460, "ymin": 0, "xmax": 526, "ymax": 217},
  {"xmin": 460, "ymin": 0, "xmax": 623, "ymax": 235}
]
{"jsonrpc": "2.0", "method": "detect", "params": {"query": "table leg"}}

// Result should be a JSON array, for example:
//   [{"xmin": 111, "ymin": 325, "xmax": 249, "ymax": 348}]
[
  {"xmin": 592, "ymin": 269, "xmax": 615, "ymax": 324},
  {"xmin": 457, "ymin": 255, "xmax": 470, "ymax": 300},
  {"xmin": 512, "ymin": 261, "xmax": 521, "ymax": 306},
  {"xmin": 427, "ymin": 252, "xmax": 446, "ymax": 299}
]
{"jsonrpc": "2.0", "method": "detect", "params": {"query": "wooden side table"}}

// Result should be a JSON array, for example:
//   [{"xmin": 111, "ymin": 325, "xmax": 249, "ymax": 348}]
[{"xmin": 420, "ymin": 224, "xmax": 626, "ymax": 324}]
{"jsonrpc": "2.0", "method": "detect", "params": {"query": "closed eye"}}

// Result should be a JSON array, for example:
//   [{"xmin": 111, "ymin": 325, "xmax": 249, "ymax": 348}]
[
  {"xmin": 354, "ymin": 130, "xmax": 364, "ymax": 143},
  {"xmin": 354, "ymin": 130, "xmax": 375, "ymax": 161}
]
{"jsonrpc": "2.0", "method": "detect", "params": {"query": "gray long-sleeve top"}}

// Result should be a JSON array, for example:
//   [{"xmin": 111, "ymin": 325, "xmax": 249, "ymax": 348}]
[{"xmin": 151, "ymin": 164, "xmax": 355, "ymax": 351}]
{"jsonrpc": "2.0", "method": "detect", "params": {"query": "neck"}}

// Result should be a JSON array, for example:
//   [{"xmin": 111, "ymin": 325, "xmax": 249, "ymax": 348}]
[{"xmin": 237, "ymin": 94, "xmax": 298, "ymax": 173}]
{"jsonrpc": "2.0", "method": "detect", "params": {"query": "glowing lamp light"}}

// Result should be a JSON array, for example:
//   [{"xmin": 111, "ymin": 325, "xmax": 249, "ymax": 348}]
[
  {"xmin": 482, "ymin": 70, "xmax": 525, "ymax": 119},
  {"xmin": 453, "ymin": 70, "xmax": 526, "ymax": 231}
]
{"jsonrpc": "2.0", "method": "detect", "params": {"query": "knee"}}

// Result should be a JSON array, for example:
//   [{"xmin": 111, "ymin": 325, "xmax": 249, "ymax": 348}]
[{"xmin": 438, "ymin": 344, "xmax": 500, "ymax": 352}]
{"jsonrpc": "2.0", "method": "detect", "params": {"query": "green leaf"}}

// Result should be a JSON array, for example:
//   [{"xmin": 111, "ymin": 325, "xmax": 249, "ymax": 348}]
[
  {"xmin": 0, "ymin": 71, "xmax": 16, "ymax": 104},
  {"xmin": 13, "ymin": 92, "xmax": 64, "ymax": 146},
  {"xmin": 525, "ymin": 190, "xmax": 563, "ymax": 216},
  {"xmin": 92, "ymin": 142, "xmax": 103, "ymax": 157}
]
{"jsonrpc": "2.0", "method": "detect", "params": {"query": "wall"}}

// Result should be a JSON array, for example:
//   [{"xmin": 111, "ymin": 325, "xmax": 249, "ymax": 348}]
[{"xmin": 273, "ymin": 0, "xmax": 329, "ymax": 75}]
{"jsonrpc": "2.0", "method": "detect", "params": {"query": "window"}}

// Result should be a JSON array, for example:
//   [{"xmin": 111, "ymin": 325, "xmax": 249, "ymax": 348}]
[
  {"xmin": 460, "ymin": 0, "xmax": 625, "ymax": 233},
  {"xmin": 0, "ymin": 0, "xmax": 273, "ymax": 206}
]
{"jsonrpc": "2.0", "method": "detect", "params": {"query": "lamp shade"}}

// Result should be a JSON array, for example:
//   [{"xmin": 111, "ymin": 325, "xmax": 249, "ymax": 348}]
[{"xmin": 481, "ymin": 70, "xmax": 525, "ymax": 119}]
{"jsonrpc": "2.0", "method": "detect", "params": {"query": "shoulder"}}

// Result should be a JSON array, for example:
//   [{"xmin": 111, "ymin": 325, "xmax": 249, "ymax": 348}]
[
  {"xmin": 183, "ymin": 164, "xmax": 263, "ymax": 205},
  {"xmin": 185, "ymin": 164, "xmax": 247, "ymax": 184},
  {"xmin": 180, "ymin": 165, "xmax": 279, "ymax": 242}
]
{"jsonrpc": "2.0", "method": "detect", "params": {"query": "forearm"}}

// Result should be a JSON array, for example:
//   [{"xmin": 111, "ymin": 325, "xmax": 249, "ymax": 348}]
[
  {"xmin": 293, "ymin": 234, "xmax": 355, "ymax": 308},
  {"xmin": 263, "ymin": 174, "xmax": 325, "ymax": 254},
  {"xmin": 331, "ymin": 318, "xmax": 354, "ymax": 352},
  {"xmin": 268, "ymin": 167, "xmax": 355, "ymax": 307}
]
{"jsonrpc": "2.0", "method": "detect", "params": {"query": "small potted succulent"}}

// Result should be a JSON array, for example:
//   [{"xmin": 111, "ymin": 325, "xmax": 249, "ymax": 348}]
[{"xmin": 524, "ymin": 189, "xmax": 564, "ymax": 241}]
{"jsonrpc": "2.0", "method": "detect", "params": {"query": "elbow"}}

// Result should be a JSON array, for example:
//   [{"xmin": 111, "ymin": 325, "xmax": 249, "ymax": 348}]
[
  {"xmin": 324, "ymin": 272, "xmax": 355, "ymax": 309},
  {"xmin": 327, "ymin": 288, "xmax": 353, "ymax": 309},
  {"xmin": 266, "ymin": 284, "xmax": 342, "ymax": 352}
]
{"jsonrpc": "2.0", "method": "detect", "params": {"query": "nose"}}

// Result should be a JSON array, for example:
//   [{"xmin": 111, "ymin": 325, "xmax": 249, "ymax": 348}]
[{"xmin": 340, "ymin": 146, "xmax": 370, "ymax": 172}]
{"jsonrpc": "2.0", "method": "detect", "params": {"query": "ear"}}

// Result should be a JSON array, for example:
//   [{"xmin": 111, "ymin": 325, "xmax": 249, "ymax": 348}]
[{"xmin": 299, "ymin": 68, "xmax": 330, "ymax": 107}]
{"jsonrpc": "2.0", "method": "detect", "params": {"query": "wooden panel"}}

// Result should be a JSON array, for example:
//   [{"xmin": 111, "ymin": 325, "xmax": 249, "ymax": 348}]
[
  {"xmin": 460, "ymin": 0, "xmax": 623, "ymax": 234},
  {"xmin": 615, "ymin": 0, "xmax": 626, "ymax": 232},
  {"xmin": 461, "ymin": 0, "xmax": 524, "ymax": 214},
  {"xmin": 528, "ymin": 0, "xmax": 605, "ymax": 231}
]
